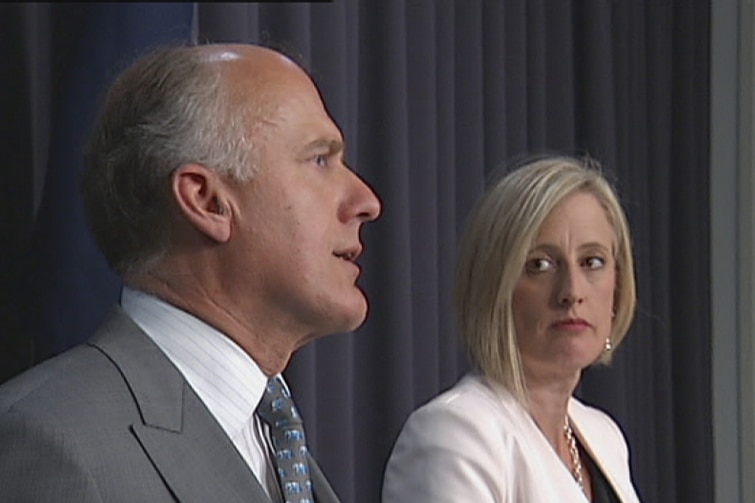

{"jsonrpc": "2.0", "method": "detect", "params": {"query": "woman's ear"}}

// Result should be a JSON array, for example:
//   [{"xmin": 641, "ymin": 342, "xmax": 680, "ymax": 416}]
[{"xmin": 171, "ymin": 163, "xmax": 232, "ymax": 243}]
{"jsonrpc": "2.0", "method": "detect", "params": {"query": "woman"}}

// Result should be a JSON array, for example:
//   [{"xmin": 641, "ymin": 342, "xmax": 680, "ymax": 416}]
[{"xmin": 382, "ymin": 156, "xmax": 641, "ymax": 502}]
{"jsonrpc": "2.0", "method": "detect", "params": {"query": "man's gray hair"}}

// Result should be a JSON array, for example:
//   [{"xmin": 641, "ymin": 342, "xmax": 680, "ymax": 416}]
[{"xmin": 81, "ymin": 44, "xmax": 257, "ymax": 277}]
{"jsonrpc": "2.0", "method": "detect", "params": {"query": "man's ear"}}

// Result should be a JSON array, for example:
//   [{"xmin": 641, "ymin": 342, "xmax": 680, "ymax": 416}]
[{"xmin": 171, "ymin": 163, "xmax": 232, "ymax": 243}]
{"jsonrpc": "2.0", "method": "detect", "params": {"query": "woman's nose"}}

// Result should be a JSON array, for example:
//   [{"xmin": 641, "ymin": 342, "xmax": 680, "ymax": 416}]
[{"xmin": 557, "ymin": 268, "xmax": 585, "ymax": 306}]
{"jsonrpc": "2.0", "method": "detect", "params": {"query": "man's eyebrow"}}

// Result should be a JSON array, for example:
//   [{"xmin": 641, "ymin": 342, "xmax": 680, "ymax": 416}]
[{"xmin": 302, "ymin": 138, "xmax": 345, "ymax": 154}]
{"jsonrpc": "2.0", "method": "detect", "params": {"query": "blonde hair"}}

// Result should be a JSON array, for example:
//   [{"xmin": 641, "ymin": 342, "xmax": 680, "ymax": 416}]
[{"xmin": 454, "ymin": 155, "xmax": 636, "ymax": 404}]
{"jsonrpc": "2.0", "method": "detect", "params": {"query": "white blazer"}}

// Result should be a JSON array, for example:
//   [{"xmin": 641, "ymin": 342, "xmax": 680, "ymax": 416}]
[{"xmin": 382, "ymin": 373, "xmax": 641, "ymax": 502}]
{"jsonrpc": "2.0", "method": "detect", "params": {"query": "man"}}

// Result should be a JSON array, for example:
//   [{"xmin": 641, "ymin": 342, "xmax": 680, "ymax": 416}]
[{"xmin": 0, "ymin": 43, "xmax": 381, "ymax": 502}]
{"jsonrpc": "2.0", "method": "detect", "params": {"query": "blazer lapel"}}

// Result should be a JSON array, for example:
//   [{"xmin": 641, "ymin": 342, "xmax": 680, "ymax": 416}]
[
  {"xmin": 90, "ymin": 307, "xmax": 271, "ymax": 503},
  {"xmin": 568, "ymin": 402, "xmax": 637, "ymax": 503},
  {"xmin": 571, "ymin": 427, "xmax": 624, "ymax": 501},
  {"xmin": 489, "ymin": 380, "xmax": 588, "ymax": 502}
]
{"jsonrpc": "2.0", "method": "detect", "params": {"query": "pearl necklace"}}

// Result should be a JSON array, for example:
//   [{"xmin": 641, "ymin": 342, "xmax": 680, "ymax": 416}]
[{"xmin": 563, "ymin": 416, "xmax": 585, "ymax": 494}]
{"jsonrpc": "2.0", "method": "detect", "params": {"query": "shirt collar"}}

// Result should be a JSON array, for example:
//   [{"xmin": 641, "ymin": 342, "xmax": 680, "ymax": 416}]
[{"xmin": 120, "ymin": 286, "xmax": 270, "ymax": 440}]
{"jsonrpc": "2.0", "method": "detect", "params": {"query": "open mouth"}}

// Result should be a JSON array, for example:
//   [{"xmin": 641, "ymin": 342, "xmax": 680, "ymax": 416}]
[
  {"xmin": 334, "ymin": 246, "xmax": 361, "ymax": 262},
  {"xmin": 335, "ymin": 251, "xmax": 356, "ymax": 261}
]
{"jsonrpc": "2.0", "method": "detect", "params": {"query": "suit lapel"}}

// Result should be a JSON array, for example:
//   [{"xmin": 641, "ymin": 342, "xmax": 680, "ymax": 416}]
[
  {"xmin": 89, "ymin": 307, "xmax": 271, "ymax": 503},
  {"xmin": 131, "ymin": 390, "xmax": 270, "ymax": 502},
  {"xmin": 308, "ymin": 455, "xmax": 341, "ymax": 503}
]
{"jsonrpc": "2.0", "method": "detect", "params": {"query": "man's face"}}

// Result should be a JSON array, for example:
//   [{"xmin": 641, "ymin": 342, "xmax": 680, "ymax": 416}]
[{"xmin": 225, "ymin": 62, "xmax": 381, "ymax": 348}]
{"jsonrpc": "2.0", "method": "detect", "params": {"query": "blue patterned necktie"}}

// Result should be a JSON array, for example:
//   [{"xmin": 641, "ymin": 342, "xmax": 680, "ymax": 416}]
[{"xmin": 256, "ymin": 376, "xmax": 314, "ymax": 503}]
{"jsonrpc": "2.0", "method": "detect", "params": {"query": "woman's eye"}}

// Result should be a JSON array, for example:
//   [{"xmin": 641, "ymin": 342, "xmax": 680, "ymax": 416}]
[
  {"xmin": 525, "ymin": 258, "xmax": 553, "ymax": 274},
  {"xmin": 584, "ymin": 256, "xmax": 606, "ymax": 269}
]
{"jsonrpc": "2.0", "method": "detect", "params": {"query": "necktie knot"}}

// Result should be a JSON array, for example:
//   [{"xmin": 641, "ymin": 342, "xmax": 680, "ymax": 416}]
[
  {"xmin": 257, "ymin": 376, "xmax": 303, "ymax": 429},
  {"xmin": 256, "ymin": 376, "xmax": 313, "ymax": 503}
]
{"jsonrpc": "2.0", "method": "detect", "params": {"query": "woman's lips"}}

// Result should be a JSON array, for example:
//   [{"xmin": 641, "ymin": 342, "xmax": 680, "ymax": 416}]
[{"xmin": 551, "ymin": 318, "xmax": 591, "ymax": 331}]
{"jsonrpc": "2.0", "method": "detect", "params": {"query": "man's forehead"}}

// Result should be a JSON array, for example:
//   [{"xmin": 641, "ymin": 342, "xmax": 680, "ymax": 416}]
[
  {"xmin": 198, "ymin": 44, "xmax": 299, "ymax": 72},
  {"xmin": 201, "ymin": 50, "xmax": 243, "ymax": 63}
]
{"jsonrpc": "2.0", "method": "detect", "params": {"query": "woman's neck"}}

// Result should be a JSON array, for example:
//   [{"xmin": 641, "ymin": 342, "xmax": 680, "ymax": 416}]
[
  {"xmin": 525, "ymin": 372, "xmax": 592, "ymax": 500},
  {"xmin": 527, "ymin": 381, "xmax": 573, "ymax": 448}
]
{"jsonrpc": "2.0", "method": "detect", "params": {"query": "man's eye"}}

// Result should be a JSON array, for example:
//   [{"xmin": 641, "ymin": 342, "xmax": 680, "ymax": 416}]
[
  {"xmin": 584, "ymin": 256, "xmax": 606, "ymax": 269},
  {"xmin": 525, "ymin": 258, "xmax": 553, "ymax": 274},
  {"xmin": 314, "ymin": 154, "xmax": 327, "ymax": 167}
]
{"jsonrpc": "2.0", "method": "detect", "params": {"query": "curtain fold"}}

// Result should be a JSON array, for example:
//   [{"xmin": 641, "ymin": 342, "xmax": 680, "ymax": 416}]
[{"xmin": 1, "ymin": 2, "xmax": 712, "ymax": 502}]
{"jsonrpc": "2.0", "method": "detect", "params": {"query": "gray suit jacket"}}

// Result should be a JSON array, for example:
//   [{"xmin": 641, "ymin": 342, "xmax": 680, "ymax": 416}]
[{"xmin": 0, "ymin": 307, "xmax": 341, "ymax": 503}]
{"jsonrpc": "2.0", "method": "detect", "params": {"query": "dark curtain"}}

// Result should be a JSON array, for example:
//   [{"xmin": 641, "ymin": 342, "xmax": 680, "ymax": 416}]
[
  {"xmin": 0, "ymin": 2, "xmax": 194, "ymax": 366},
  {"xmin": 0, "ymin": 2, "xmax": 711, "ymax": 502}
]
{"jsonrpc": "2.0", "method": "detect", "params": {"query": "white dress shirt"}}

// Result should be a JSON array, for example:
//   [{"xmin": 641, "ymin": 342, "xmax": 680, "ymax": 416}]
[{"xmin": 120, "ymin": 286, "xmax": 282, "ymax": 501}]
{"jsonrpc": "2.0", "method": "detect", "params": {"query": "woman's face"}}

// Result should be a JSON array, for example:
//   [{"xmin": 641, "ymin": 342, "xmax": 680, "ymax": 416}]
[{"xmin": 512, "ymin": 190, "xmax": 616, "ymax": 384}]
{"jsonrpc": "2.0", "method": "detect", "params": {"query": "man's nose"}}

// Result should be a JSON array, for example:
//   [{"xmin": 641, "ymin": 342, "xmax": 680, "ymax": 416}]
[{"xmin": 343, "ymin": 169, "xmax": 381, "ymax": 223}]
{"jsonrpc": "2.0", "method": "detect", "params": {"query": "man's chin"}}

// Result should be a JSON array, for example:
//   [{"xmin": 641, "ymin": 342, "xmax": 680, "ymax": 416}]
[{"xmin": 336, "ymin": 297, "xmax": 369, "ymax": 333}]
